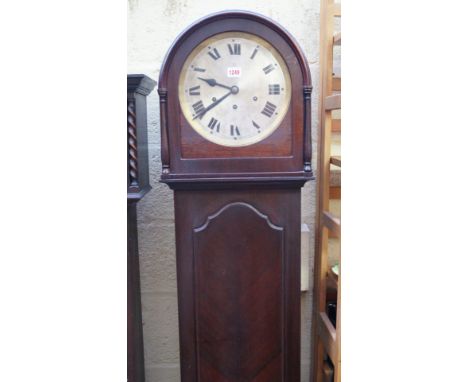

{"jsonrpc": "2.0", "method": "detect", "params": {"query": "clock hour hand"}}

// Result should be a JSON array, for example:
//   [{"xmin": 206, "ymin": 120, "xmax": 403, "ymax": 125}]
[
  {"xmin": 197, "ymin": 77, "xmax": 233, "ymax": 91},
  {"xmin": 193, "ymin": 88, "xmax": 234, "ymax": 120}
]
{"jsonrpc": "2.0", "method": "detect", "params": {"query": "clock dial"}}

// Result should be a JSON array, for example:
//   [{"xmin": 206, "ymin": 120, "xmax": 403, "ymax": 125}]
[{"xmin": 178, "ymin": 32, "xmax": 292, "ymax": 147}]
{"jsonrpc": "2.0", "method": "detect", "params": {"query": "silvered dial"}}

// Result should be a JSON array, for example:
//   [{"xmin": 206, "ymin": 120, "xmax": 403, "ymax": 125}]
[{"xmin": 178, "ymin": 32, "xmax": 292, "ymax": 147}]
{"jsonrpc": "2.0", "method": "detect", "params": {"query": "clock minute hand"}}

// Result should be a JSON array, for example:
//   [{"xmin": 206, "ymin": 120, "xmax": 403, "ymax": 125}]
[
  {"xmin": 197, "ymin": 77, "xmax": 233, "ymax": 91},
  {"xmin": 193, "ymin": 88, "xmax": 233, "ymax": 120}
]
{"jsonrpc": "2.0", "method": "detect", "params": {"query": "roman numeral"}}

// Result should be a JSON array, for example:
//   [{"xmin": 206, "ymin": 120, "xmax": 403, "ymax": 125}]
[
  {"xmin": 208, "ymin": 48, "xmax": 221, "ymax": 60},
  {"xmin": 192, "ymin": 100, "xmax": 205, "ymax": 117},
  {"xmin": 228, "ymin": 43, "xmax": 241, "ymax": 55},
  {"xmin": 263, "ymin": 64, "xmax": 275, "ymax": 74},
  {"xmin": 261, "ymin": 101, "xmax": 277, "ymax": 118},
  {"xmin": 269, "ymin": 84, "xmax": 280, "ymax": 95},
  {"xmin": 208, "ymin": 117, "xmax": 220, "ymax": 132},
  {"xmin": 193, "ymin": 67, "xmax": 206, "ymax": 72},
  {"xmin": 252, "ymin": 120, "xmax": 261, "ymax": 130},
  {"xmin": 189, "ymin": 85, "xmax": 200, "ymax": 96},
  {"xmin": 230, "ymin": 125, "xmax": 240, "ymax": 138},
  {"xmin": 250, "ymin": 48, "xmax": 259, "ymax": 59}
]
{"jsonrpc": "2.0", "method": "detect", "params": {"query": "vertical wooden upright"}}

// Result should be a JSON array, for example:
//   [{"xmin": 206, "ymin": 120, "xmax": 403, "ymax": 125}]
[
  {"xmin": 311, "ymin": 1, "xmax": 341, "ymax": 381},
  {"xmin": 127, "ymin": 74, "xmax": 156, "ymax": 382}
]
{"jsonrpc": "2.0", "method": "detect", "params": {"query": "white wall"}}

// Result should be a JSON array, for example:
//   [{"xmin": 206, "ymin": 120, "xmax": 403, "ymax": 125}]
[{"xmin": 128, "ymin": 1, "xmax": 323, "ymax": 380}]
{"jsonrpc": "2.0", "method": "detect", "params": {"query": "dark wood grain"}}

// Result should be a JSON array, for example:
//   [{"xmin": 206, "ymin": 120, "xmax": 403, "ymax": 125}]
[
  {"xmin": 127, "ymin": 75, "xmax": 157, "ymax": 200},
  {"xmin": 158, "ymin": 11, "xmax": 313, "ymax": 381},
  {"xmin": 158, "ymin": 87, "xmax": 170, "ymax": 174},
  {"xmin": 194, "ymin": 203, "xmax": 284, "ymax": 380},
  {"xmin": 303, "ymin": 86, "xmax": 313, "ymax": 172},
  {"xmin": 128, "ymin": 202, "xmax": 145, "ymax": 382},
  {"xmin": 174, "ymin": 189, "xmax": 301, "ymax": 381},
  {"xmin": 127, "ymin": 74, "xmax": 156, "ymax": 382}
]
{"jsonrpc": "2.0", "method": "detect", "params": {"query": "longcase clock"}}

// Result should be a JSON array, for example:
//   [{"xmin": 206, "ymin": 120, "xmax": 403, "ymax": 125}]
[{"xmin": 158, "ymin": 11, "xmax": 313, "ymax": 381}]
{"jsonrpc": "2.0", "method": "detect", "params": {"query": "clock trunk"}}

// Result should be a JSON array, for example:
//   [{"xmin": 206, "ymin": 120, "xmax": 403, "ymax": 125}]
[{"xmin": 174, "ymin": 188, "xmax": 301, "ymax": 381}]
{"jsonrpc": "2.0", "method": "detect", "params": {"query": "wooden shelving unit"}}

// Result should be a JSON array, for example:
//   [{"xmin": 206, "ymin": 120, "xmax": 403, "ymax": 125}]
[{"xmin": 311, "ymin": 0, "xmax": 341, "ymax": 381}]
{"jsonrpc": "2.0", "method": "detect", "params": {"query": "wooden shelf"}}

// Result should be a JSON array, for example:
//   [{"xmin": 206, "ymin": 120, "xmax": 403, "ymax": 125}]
[
  {"xmin": 330, "ymin": 169, "xmax": 341, "ymax": 187},
  {"xmin": 333, "ymin": 32, "xmax": 341, "ymax": 46},
  {"xmin": 332, "ymin": 119, "xmax": 341, "ymax": 132},
  {"xmin": 330, "ymin": 156, "xmax": 341, "ymax": 167},
  {"xmin": 332, "ymin": 76, "xmax": 341, "ymax": 91},
  {"xmin": 318, "ymin": 312, "xmax": 337, "ymax": 365},
  {"xmin": 323, "ymin": 211, "xmax": 341, "ymax": 237},
  {"xmin": 324, "ymin": 94, "xmax": 341, "ymax": 110},
  {"xmin": 329, "ymin": 185, "xmax": 341, "ymax": 200}
]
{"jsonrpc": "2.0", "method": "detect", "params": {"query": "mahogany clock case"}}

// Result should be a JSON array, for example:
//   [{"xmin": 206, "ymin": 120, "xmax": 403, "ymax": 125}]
[
  {"xmin": 158, "ymin": 10, "xmax": 313, "ymax": 184},
  {"xmin": 157, "ymin": 11, "xmax": 313, "ymax": 382}
]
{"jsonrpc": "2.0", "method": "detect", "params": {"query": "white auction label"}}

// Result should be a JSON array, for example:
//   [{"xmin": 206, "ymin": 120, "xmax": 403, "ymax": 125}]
[{"xmin": 227, "ymin": 67, "xmax": 242, "ymax": 77}]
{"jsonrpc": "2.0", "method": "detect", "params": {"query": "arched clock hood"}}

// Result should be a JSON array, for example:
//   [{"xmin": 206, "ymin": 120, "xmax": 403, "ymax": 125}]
[{"xmin": 158, "ymin": 10, "xmax": 313, "ymax": 189}]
